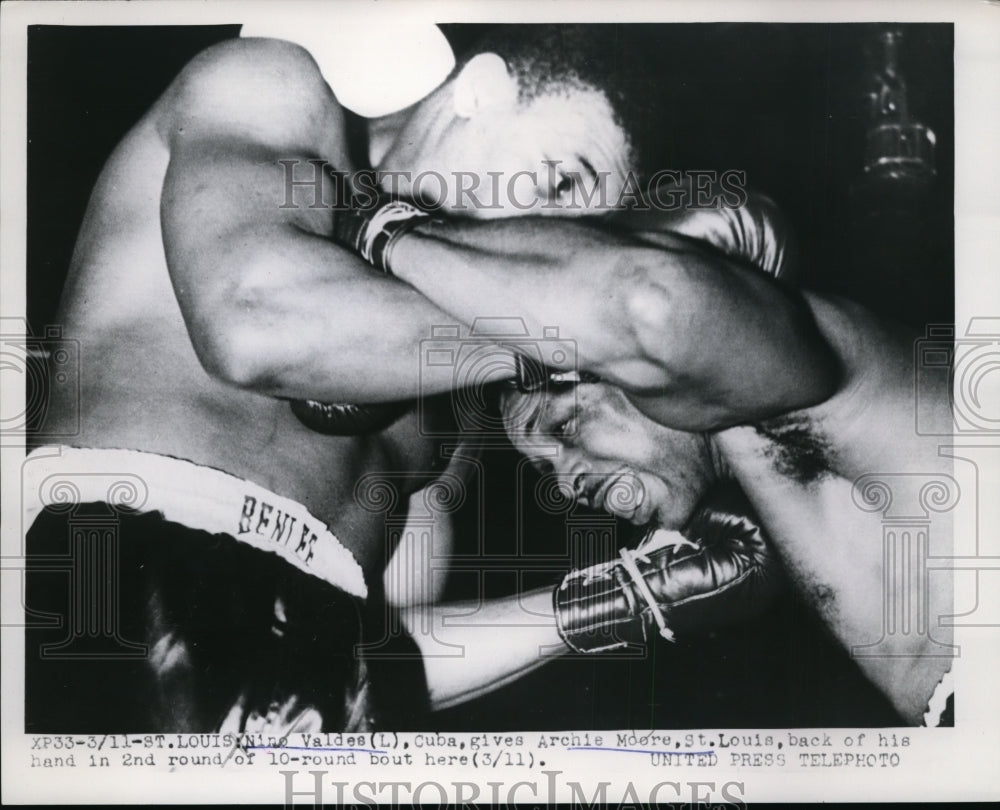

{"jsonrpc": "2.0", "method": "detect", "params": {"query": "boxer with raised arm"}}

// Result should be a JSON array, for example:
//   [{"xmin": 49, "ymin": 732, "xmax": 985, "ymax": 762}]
[
  {"xmin": 396, "ymin": 203, "xmax": 953, "ymax": 725},
  {"xmin": 27, "ymin": 26, "xmax": 821, "ymax": 733},
  {"xmin": 25, "ymin": 27, "xmax": 642, "ymax": 732}
]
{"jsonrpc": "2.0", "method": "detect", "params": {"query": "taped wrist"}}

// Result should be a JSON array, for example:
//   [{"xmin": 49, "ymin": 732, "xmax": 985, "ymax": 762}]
[
  {"xmin": 334, "ymin": 193, "xmax": 430, "ymax": 275},
  {"xmin": 553, "ymin": 530, "xmax": 692, "ymax": 654},
  {"xmin": 554, "ymin": 483, "xmax": 782, "ymax": 655},
  {"xmin": 554, "ymin": 554, "xmax": 648, "ymax": 654}
]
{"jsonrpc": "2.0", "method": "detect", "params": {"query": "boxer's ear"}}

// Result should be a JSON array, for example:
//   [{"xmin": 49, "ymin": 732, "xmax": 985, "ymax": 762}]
[{"xmin": 452, "ymin": 52, "xmax": 517, "ymax": 118}]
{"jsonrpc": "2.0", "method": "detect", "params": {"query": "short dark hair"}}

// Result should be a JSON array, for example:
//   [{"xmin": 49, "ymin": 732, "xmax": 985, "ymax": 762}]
[{"xmin": 456, "ymin": 24, "xmax": 661, "ymax": 178}]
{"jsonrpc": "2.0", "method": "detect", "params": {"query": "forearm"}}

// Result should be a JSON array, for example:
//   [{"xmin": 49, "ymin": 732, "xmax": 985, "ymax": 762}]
[
  {"xmin": 402, "ymin": 481, "xmax": 785, "ymax": 711},
  {"xmin": 390, "ymin": 217, "xmax": 652, "ymax": 383},
  {"xmin": 384, "ymin": 492, "xmax": 454, "ymax": 608},
  {"xmin": 391, "ymin": 216, "xmax": 839, "ymax": 430},
  {"xmin": 400, "ymin": 588, "xmax": 567, "ymax": 711},
  {"xmin": 624, "ymin": 250, "xmax": 841, "ymax": 429},
  {"xmin": 205, "ymin": 230, "xmax": 516, "ymax": 402}
]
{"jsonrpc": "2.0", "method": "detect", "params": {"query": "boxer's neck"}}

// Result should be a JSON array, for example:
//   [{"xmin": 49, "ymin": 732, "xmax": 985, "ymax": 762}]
[
  {"xmin": 367, "ymin": 108, "xmax": 411, "ymax": 168},
  {"xmin": 368, "ymin": 82, "xmax": 455, "ymax": 176},
  {"xmin": 703, "ymin": 433, "xmax": 732, "ymax": 484}
]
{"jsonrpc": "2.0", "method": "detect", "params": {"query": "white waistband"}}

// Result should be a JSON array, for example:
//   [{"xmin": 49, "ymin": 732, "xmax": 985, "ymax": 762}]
[{"xmin": 22, "ymin": 445, "xmax": 367, "ymax": 600}]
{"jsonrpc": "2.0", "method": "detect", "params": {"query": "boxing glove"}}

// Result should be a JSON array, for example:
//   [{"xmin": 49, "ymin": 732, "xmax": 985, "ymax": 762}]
[
  {"xmin": 288, "ymin": 398, "xmax": 409, "ymax": 436},
  {"xmin": 637, "ymin": 174, "xmax": 797, "ymax": 281},
  {"xmin": 554, "ymin": 482, "xmax": 783, "ymax": 653}
]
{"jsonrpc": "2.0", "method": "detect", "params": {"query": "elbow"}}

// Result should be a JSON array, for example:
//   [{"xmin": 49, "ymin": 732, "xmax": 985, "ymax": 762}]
[
  {"xmin": 625, "ymin": 277, "xmax": 672, "ymax": 336},
  {"xmin": 173, "ymin": 242, "xmax": 304, "ymax": 392},
  {"xmin": 186, "ymin": 290, "xmax": 282, "ymax": 391},
  {"xmin": 191, "ymin": 316, "xmax": 271, "ymax": 390},
  {"xmin": 621, "ymin": 268, "xmax": 686, "ymax": 380}
]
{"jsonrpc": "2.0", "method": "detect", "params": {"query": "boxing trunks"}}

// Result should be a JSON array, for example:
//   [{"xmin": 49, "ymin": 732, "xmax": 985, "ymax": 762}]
[{"xmin": 22, "ymin": 446, "xmax": 428, "ymax": 733}]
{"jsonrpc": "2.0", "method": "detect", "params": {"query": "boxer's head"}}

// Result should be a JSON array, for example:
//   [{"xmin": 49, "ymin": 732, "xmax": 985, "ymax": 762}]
[
  {"xmin": 377, "ymin": 26, "xmax": 652, "ymax": 218},
  {"xmin": 501, "ymin": 382, "xmax": 717, "ymax": 530}
]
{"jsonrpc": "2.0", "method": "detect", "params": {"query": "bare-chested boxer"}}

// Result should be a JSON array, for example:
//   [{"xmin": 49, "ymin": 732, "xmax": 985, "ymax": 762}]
[
  {"xmin": 25, "ymin": 25, "xmax": 839, "ymax": 733},
  {"xmin": 24, "ymin": 26, "xmax": 653, "ymax": 733},
  {"xmin": 424, "ymin": 213, "xmax": 955, "ymax": 726}
]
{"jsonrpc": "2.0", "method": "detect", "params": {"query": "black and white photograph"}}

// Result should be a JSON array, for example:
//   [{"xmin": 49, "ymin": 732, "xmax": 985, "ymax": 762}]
[{"xmin": 2, "ymin": 0, "xmax": 998, "ymax": 805}]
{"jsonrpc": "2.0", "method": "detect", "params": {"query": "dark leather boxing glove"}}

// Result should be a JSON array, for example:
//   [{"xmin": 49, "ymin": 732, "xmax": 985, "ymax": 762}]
[
  {"xmin": 554, "ymin": 482, "xmax": 783, "ymax": 653},
  {"xmin": 288, "ymin": 398, "xmax": 409, "ymax": 436}
]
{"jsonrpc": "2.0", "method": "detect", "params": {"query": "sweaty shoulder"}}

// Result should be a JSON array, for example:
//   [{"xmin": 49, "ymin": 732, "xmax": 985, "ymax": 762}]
[
  {"xmin": 747, "ymin": 291, "xmax": 937, "ymax": 483},
  {"xmin": 153, "ymin": 38, "xmax": 345, "ymax": 157}
]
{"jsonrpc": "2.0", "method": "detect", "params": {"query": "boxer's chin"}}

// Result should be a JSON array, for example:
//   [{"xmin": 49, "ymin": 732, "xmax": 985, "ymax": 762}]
[
  {"xmin": 622, "ymin": 473, "xmax": 680, "ymax": 530},
  {"xmin": 624, "ymin": 494, "xmax": 657, "ymax": 527}
]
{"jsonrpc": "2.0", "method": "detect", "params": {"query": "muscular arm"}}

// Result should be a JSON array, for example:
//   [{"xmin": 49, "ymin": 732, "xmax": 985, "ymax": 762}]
[
  {"xmin": 717, "ymin": 295, "xmax": 955, "ymax": 724},
  {"xmin": 391, "ymin": 217, "xmax": 839, "ymax": 430},
  {"xmin": 158, "ymin": 38, "xmax": 514, "ymax": 402},
  {"xmin": 399, "ymin": 588, "xmax": 566, "ymax": 711},
  {"xmin": 384, "ymin": 442, "xmax": 483, "ymax": 607},
  {"xmin": 160, "ymin": 39, "xmax": 835, "ymax": 419}
]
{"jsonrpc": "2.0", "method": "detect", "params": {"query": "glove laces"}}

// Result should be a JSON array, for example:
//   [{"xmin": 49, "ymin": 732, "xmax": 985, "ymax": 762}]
[{"xmin": 617, "ymin": 528, "xmax": 699, "ymax": 643}]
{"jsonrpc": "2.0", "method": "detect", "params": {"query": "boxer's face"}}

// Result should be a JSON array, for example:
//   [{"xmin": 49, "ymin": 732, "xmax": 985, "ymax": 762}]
[
  {"xmin": 379, "ymin": 53, "xmax": 632, "ymax": 218},
  {"xmin": 502, "ymin": 384, "xmax": 714, "ymax": 530}
]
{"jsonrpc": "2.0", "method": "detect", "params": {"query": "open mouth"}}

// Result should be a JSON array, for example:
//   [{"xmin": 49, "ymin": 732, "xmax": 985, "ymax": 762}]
[{"xmin": 579, "ymin": 468, "xmax": 646, "ymax": 522}]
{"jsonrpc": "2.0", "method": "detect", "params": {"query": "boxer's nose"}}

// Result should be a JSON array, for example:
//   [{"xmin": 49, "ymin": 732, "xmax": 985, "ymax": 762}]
[{"xmin": 553, "ymin": 448, "xmax": 592, "ymax": 487}]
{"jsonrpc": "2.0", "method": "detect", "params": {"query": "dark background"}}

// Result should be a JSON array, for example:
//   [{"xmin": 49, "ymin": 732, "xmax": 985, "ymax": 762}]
[{"xmin": 27, "ymin": 23, "xmax": 954, "ymax": 729}]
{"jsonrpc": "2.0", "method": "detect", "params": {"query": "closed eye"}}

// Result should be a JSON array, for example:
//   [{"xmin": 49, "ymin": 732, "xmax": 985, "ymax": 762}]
[
  {"xmin": 535, "ymin": 392, "xmax": 580, "ymax": 439},
  {"xmin": 556, "ymin": 416, "xmax": 577, "ymax": 438},
  {"xmin": 554, "ymin": 172, "xmax": 574, "ymax": 198}
]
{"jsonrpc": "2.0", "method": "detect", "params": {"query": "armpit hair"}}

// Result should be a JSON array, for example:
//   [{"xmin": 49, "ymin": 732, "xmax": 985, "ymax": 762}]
[{"xmin": 753, "ymin": 412, "xmax": 832, "ymax": 485}]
